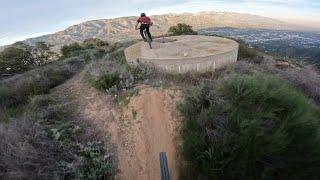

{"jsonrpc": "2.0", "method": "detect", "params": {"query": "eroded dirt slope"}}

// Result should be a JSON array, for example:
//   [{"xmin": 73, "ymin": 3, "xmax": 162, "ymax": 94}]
[{"xmin": 55, "ymin": 72, "xmax": 183, "ymax": 180}]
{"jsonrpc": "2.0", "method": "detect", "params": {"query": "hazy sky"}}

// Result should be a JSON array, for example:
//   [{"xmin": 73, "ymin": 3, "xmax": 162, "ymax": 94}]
[{"xmin": 1, "ymin": 0, "xmax": 320, "ymax": 46}]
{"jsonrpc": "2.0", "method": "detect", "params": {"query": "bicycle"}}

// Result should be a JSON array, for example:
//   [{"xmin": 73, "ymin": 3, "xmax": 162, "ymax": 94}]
[{"xmin": 143, "ymin": 29, "xmax": 152, "ymax": 49}]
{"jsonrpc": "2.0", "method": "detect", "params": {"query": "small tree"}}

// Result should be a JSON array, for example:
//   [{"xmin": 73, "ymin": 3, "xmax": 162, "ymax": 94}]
[
  {"xmin": 168, "ymin": 23, "xmax": 198, "ymax": 36},
  {"xmin": 0, "ymin": 46, "xmax": 34, "ymax": 74},
  {"xmin": 0, "ymin": 41, "xmax": 58, "ymax": 74},
  {"xmin": 32, "ymin": 42, "xmax": 51, "ymax": 66}
]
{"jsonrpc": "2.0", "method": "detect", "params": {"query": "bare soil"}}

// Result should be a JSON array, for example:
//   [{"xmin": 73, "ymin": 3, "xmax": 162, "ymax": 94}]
[{"xmin": 116, "ymin": 86, "xmax": 183, "ymax": 180}]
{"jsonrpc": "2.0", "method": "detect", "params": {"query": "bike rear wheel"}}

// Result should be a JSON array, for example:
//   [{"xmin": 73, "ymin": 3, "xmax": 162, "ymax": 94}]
[{"xmin": 143, "ymin": 29, "xmax": 152, "ymax": 49}]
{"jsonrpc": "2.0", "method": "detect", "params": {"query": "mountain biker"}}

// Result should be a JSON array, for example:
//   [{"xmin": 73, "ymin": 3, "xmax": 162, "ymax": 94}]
[{"xmin": 135, "ymin": 13, "xmax": 153, "ymax": 42}]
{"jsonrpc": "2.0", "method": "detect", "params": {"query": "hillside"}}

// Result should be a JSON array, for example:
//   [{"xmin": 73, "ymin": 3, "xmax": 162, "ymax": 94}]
[{"xmin": 1, "ymin": 11, "xmax": 293, "ymax": 52}]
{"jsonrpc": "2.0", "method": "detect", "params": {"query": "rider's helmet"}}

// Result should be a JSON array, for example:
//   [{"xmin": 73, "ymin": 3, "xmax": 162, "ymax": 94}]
[{"xmin": 141, "ymin": 13, "xmax": 146, "ymax": 17}]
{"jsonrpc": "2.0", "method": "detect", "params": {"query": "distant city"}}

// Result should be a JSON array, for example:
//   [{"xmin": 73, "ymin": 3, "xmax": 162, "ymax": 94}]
[{"xmin": 200, "ymin": 27, "xmax": 320, "ymax": 64}]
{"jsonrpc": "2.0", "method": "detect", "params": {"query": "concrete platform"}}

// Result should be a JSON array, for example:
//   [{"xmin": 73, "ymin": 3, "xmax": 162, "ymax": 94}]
[{"xmin": 125, "ymin": 35, "xmax": 239, "ymax": 74}]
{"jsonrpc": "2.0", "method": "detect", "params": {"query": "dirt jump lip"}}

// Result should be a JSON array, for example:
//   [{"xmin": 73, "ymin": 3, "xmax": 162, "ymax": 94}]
[{"xmin": 125, "ymin": 35, "xmax": 239, "ymax": 74}]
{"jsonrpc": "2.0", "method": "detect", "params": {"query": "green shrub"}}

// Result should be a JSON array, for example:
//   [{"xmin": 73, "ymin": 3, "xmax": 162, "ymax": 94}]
[
  {"xmin": 83, "ymin": 38, "xmax": 109, "ymax": 49},
  {"xmin": 238, "ymin": 41, "xmax": 259, "ymax": 60},
  {"xmin": 179, "ymin": 74, "xmax": 320, "ymax": 179},
  {"xmin": 168, "ymin": 23, "xmax": 198, "ymax": 36},
  {"xmin": 0, "ymin": 86, "xmax": 14, "ymax": 107},
  {"xmin": 95, "ymin": 73, "xmax": 121, "ymax": 91}
]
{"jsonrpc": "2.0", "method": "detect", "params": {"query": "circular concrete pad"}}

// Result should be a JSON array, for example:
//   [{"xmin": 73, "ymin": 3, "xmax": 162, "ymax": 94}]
[{"xmin": 125, "ymin": 35, "xmax": 239, "ymax": 73}]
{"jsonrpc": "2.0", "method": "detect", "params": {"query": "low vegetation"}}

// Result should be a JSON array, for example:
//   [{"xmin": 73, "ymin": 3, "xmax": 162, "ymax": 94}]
[
  {"xmin": 179, "ymin": 73, "xmax": 320, "ymax": 179},
  {"xmin": 280, "ymin": 66, "xmax": 320, "ymax": 104},
  {"xmin": 168, "ymin": 23, "xmax": 198, "ymax": 36},
  {"xmin": 0, "ymin": 38, "xmax": 118, "ymax": 179},
  {"xmin": 1, "ymin": 33, "xmax": 320, "ymax": 180},
  {"xmin": 61, "ymin": 42, "xmax": 84, "ymax": 58},
  {"xmin": 86, "ymin": 50, "xmax": 133, "ymax": 93},
  {"xmin": 0, "ymin": 94, "xmax": 115, "ymax": 179},
  {"xmin": 61, "ymin": 38, "xmax": 110, "ymax": 58},
  {"xmin": 237, "ymin": 40, "xmax": 260, "ymax": 60},
  {"xmin": 83, "ymin": 38, "xmax": 109, "ymax": 48},
  {"xmin": 86, "ymin": 44, "xmax": 154, "ymax": 96},
  {"xmin": 95, "ymin": 73, "xmax": 121, "ymax": 91},
  {"xmin": 0, "ymin": 57, "xmax": 85, "ymax": 121}
]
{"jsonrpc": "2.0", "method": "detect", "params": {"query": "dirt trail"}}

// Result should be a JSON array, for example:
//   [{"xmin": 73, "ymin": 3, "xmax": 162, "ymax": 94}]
[
  {"xmin": 117, "ymin": 86, "xmax": 182, "ymax": 180},
  {"xmin": 55, "ymin": 72, "xmax": 183, "ymax": 180}
]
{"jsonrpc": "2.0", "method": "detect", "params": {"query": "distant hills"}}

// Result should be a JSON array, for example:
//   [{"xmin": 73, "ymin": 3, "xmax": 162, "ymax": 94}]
[
  {"xmin": 201, "ymin": 27, "xmax": 320, "ymax": 64},
  {"xmin": 1, "ymin": 11, "xmax": 299, "ymax": 52}
]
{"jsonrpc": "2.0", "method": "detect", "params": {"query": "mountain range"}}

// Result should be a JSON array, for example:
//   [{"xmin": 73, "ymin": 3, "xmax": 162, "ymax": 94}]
[{"xmin": 1, "ymin": 11, "xmax": 300, "ymax": 52}]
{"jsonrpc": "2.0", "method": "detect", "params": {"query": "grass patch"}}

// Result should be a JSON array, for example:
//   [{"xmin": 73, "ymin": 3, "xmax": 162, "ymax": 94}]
[{"xmin": 179, "ymin": 73, "xmax": 320, "ymax": 179}]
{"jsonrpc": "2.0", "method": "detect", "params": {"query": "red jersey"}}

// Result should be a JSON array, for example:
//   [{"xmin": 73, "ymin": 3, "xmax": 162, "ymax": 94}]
[{"xmin": 137, "ymin": 16, "xmax": 152, "ymax": 25}]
